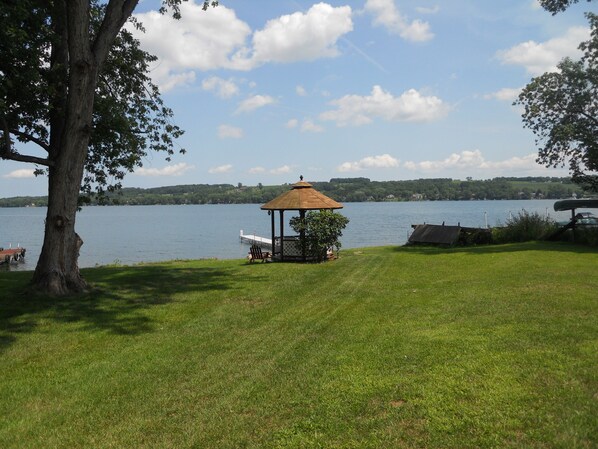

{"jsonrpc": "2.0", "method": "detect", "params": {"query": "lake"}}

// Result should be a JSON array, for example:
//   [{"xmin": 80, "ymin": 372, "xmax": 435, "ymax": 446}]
[{"xmin": 0, "ymin": 200, "xmax": 572, "ymax": 271}]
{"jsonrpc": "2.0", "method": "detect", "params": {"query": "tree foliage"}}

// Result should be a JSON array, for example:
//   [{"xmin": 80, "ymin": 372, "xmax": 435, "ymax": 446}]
[
  {"xmin": 516, "ymin": 12, "xmax": 598, "ymax": 191},
  {"xmin": 0, "ymin": 177, "xmax": 586, "ymax": 207},
  {"xmin": 290, "ymin": 210, "xmax": 350, "ymax": 262},
  {"xmin": 539, "ymin": 0, "xmax": 593, "ymax": 14},
  {"xmin": 1, "ymin": 1, "xmax": 184, "ymax": 203}
]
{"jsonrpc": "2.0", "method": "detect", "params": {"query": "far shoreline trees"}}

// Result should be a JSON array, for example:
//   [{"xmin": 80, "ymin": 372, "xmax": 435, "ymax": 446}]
[{"xmin": 0, "ymin": 177, "xmax": 586, "ymax": 208}]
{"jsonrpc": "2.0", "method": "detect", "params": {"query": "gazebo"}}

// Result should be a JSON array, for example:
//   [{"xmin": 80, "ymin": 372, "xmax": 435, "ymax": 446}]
[{"xmin": 261, "ymin": 176, "xmax": 343, "ymax": 261}]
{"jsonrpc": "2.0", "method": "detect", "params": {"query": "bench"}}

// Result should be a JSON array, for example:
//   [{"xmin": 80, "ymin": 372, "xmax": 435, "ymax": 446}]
[{"xmin": 248, "ymin": 245, "xmax": 272, "ymax": 263}]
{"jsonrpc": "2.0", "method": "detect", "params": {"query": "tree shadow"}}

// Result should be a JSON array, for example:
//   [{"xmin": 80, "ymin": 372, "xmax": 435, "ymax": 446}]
[
  {"xmin": 0, "ymin": 262, "xmax": 265, "ymax": 353},
  {"xmin": 394, "ymin": 241, "xmax": 598, "ymax": 256}
]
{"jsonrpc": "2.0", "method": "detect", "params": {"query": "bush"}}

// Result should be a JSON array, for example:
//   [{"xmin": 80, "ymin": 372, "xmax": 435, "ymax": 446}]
[
  {"xmin": 492, "ymin": 210, "xmax": 557, "ymax": 243},
  {"xmin": 289, "ymin": 210, "xmax": 350, "ymax": 262},
  {"xmin": 560, "ymin": 227, "xmax": 598, "ymax": 246}
]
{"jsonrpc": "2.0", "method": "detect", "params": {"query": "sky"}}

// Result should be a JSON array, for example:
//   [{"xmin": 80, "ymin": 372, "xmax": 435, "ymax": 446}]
[{"xmin": 2, "ymin": 0, "xmax": 596, "ymax": 197}]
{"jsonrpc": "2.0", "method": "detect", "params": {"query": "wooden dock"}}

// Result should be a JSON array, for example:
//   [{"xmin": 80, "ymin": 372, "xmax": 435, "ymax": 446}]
[
  {"xmin": 239, "ymin": 230, "xmax": 272, "ymax": 250},
  {"xmin": 0, "ymin": 247, "xmax": 26, "ymax": 265}
]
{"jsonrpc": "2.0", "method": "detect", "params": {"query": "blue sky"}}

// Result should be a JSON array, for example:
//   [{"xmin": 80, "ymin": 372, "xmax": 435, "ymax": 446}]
[{"xmin": 2, "ymin": 0, "xmax": 596, "ymax": 197}]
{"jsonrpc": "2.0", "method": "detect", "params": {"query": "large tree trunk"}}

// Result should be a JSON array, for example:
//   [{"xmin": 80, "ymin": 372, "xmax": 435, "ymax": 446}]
[
  {"xmin": 31, "ymin": 76, "xmax": 97, "ymax": 294},
  {"xmin": 32, "ymin": 171, "xmax": 87, "ymax": 295},
  {"xmin": 31, "ymin": 0, "xmax": 98, "ymax": 295},
  {"xmin": 30, "ymin": 0, "xmax": 139, "ymax": 295}
]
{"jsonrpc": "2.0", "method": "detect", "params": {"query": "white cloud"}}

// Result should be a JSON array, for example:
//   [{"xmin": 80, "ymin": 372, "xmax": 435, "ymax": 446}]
[
  {"xmin": 248, "ymin": 165, "xmax": 293, "ymax": 175},
  {"xmin": 270, "ymin": 165, "xmax": 292, "ymax": 175},
  {"xmin": 483, "ymin": 87, "xmax": 522, "ymax": 102},
  {"xmin": 483, "ymin": 154, "xmax": 540, "ymax": 170},
  {"xmin": 338, "ymin": 154, "xmax": 400, "ymax": 172},
  {"xmin": 248, "ymin": 166, "xmax": 266, "ymax": 174},
  {"xmin": 301, "ymin": 119, "xmax": 324, "ymax": 133},
  {"xmin": 296, "ymin": 85, "xmax": 307, "ymax": 96},
  {"xmin": 286, "ymin": 119, "xmax": 299, "ymax": 128},
  {"xmin": 202, "ymin": 76, "xmax": 240, "ymax": 98},
  {"xmin": 405, "ymin": 150, "xmax": 485, "ymax": 172},
  {"xmin": 416, "ymin": 5, "xmax": 440, "ymax": 14},
  {"xmin": 159, "ymin": 71, "xmax": 196, "ymax": 92},
  {"xmin": 365, "ymin": 0, "xmax": 434, "ymax": 42},
  {"xmin": 128, "ymin": 3, "xmax": 252, "ymax": 90},
  {"xmin": 135, "ymin": 162, "xmax": 195, "ymax": 177},
  {"xmin": 3, "ymin": 169, "xmax": 36, "ymax": 179},
  {"xmin": 286, "ymin": 118, "xmax": 324, "ymax": 132},
  {"xmin": 244, "ymin": 3, "xmax": 353, "ymax": 66},
  {"xmin": 129, "ymin": 2, "xmax": 353, "ymax": 89},
  {"xmin": 320, "ymin": 85, "xmax": 449, "ymax": 126},
  {"xmin": 403, "ymin": 150, "xmax": 556, "ymax": 175},
  {"xmin": 235, "ymin": 94, "xmax": 276, "ymax": 114},
  {"xmin": 497, "ymin": 26, "xmax": 590, "ymax": 75},
  {"xmin": 208, "ymin": 164, "xmax": 233, "ymax": 174},
  {"xmin": 218, "ymin": 124, "xmax": 244, "ymax": 139}
]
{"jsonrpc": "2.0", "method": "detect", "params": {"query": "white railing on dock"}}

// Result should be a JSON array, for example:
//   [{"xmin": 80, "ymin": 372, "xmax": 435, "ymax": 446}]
[{"xmin": 239, "ymin": 230, "xmax": 272, "ymax": 250}]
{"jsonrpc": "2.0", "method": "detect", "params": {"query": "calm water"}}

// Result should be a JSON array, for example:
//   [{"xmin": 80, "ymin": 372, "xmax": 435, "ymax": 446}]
[{"xmin": 0, "ymin": 200, "xmax": 572, "ymax": 271}]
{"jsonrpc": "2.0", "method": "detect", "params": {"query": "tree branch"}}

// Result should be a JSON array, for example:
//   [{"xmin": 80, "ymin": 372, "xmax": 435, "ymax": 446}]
[
  {"xmin": 93, "ymin": 0, "xmax": 140, "ymax": 65},
  {"xmin": 1, "ymin": 117, "xmax": 53, "ymax": 166},
  {"xmin": 99, "ymin": 73, "xmax": 118, "ymax": 99},
  {"xmin": 1, "ymin": 116, "xmax": 12, "ymax": 153},
  {"xmin": 10, "ymin": 129, "xmax": 51, "ymax": 153},
  {"xmin": 579, "ymin": 109, "xmax": 598, "ymax": 127},
  {"xmin": 0, "ymin": 151, "xmax": 54, "ymax": 167}
]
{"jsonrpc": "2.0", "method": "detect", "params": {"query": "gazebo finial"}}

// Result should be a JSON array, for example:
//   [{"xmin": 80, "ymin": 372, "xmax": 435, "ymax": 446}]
[{"xmin": 300, "ymin": 175, "xmax": 303, "ymax": 181}]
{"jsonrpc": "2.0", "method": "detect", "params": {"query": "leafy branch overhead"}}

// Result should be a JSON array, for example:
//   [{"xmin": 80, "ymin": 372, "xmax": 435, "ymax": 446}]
[
  {"xmin": 0, "ymin": 1, "xmax": 188, "ymax": 202},
  {"xmin": 516, "ymin": 11, "xmax": 598, "ymax": 190},
  {"xmin": 539, "ymin": 0, "xmax": 593, "ymax": 14}
]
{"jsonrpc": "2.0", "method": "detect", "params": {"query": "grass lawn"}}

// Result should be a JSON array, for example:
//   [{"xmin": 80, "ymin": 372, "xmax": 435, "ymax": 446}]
[{"xmin": 1, "ymin": 242, "xmax": 597, "ymax": 448}]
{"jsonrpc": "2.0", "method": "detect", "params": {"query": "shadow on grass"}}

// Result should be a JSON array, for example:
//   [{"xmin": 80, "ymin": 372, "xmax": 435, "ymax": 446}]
[
  {"xmin": 0, "ymin": 262, "xmax": 260, "ymax": 353},
  {"xmin": 394, "ymin": 241, "xmax": 598, "ymax": 256}
]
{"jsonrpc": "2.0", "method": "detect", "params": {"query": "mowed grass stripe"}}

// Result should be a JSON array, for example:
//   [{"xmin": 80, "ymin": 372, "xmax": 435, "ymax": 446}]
[{"xmin": 0, "ymin": 242, "xmax": 596, "ymax": 448}]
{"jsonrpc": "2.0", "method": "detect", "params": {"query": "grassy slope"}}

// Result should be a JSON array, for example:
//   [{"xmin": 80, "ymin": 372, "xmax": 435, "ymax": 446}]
[{"xmin": 0, "ymin": 243, "xmax": 596, "ymax": 448}]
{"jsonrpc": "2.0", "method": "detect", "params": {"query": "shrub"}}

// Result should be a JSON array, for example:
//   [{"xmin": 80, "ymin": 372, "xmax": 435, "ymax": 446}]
[
  {"xmin": 562, "ymin": 227, "xmax": 598, "ymax": 246},
  {"xmin": 492, "ymin": 210, "xmax": 557, "ymax": 243},
  {"xmin": 459, "ymin": 228, "xmax": 493, "ymax": 245},
  {"xmin": 289, "ymin": 210, "xmax": 350, "ymax": 262}
]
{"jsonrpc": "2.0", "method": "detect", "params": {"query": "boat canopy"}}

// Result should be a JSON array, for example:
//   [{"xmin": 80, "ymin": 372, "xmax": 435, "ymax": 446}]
[{"xmin": 554, "ymin": 199, "xmax": 598, "ymax": 212}]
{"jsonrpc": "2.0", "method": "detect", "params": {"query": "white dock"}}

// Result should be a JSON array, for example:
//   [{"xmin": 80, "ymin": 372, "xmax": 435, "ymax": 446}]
[{"xmin": 240, "ymin": 230, "xmax": 272, "ymax": 249}]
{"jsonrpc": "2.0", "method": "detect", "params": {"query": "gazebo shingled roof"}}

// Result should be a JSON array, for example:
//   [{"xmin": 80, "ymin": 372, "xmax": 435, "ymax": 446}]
[{"xmin": 261, "ymin": 179, "xmax": 343, "ymax": 211}]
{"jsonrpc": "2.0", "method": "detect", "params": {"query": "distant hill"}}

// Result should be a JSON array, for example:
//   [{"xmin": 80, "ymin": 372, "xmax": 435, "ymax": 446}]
[{"xmin": 0, "ymin": 177, "xmax": 588, "ymax": 207}]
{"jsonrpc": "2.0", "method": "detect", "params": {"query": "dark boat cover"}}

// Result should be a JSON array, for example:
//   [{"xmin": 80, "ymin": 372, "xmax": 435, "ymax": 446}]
[
  {"xmin": 408, "ymin": 224, "xmax": 461, "ymax": 246},
  {"xmin": 554, "ymin": 199, "xmax": 598, "ymax": 211}
]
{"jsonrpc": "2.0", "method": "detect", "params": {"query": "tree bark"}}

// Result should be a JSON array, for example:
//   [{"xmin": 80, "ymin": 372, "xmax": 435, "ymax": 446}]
[{"xmin": 32, "ymin": 117, "xmax": 94, "ymax": 294}]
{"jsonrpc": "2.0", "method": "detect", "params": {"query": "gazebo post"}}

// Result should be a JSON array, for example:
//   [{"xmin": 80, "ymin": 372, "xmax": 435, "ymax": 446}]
[
  {"xmin": 571, "ymin": 208, "xmax": 577, "ymax": 242},
  {"xmin": 270, "ymin": 210, "xmax": 275, "ymax": 258},
  {"xmin": 299, "ymin": 209, "xmax": 306, "ymax": 262},
  {"xmin": 279, "ymin": 210, "xmax": 285, "ymax": 261}
]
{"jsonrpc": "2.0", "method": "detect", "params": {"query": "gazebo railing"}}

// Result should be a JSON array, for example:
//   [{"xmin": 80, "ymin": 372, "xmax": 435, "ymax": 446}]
[
  {"xmin": 274, "ymin": 235, "xmax": 302, "ymax": 259},
  {"xmin": 273, "ymin": 235, "xmax": 325, "ymax": 261}
]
